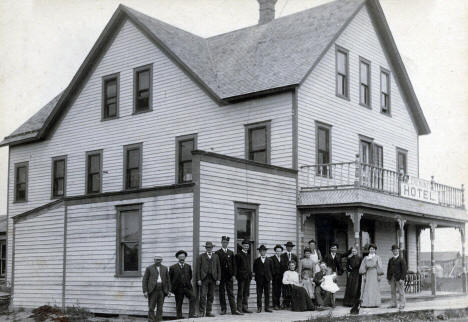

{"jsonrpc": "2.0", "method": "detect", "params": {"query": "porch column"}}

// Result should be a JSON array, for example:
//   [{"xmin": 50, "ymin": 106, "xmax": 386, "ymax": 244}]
[
  {"xmin": 346, "ymin": 211, "xmax": 363, "ymax": 253},
  {"xmin": 458, "ymin": 226, "xmax": 467, "ymax": 293},
  {"xmin": 416, "ymin": 227, "xmax": 422, "ymax": 272},
  {"xmin": 396, "ymin": 216, "xmax": 406, "ymax": 255},
  {"xmin": 430, "ymin": 223, "xmax": 437, "ymax": 296}
]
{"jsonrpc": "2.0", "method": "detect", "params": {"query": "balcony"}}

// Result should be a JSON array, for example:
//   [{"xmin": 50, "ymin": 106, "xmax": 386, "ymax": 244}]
[{"xmin": 299, "ymin": 156, "xmax": 465, "ymax": 220}]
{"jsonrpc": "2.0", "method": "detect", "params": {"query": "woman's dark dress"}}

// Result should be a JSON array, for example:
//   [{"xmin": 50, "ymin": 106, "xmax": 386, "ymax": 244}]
[
  {"xmin": 290, "ymin": 285, "xmax": 315, "ymax": 311},
  {"xmin": 343, "ymin": 255, "xmax": 362, "ymax": 307}
]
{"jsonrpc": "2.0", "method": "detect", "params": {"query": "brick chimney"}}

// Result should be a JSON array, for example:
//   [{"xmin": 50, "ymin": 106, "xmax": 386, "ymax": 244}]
[{"xmin": 257, "ymin": 0, "xmax": 278, "ymax": 24}]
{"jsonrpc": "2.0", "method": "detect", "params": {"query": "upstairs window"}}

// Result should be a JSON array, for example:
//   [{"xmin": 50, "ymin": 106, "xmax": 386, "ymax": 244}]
[
  {"xmin": 336, "ymin": 47, "xmax": 349, "ymax": 99},
  {"xmin": 134, "ymin": 65, "xmax": 152, "ymax": 113},
  {"xmin": 14, "ymin": 162, "xmax": 28, "ymax": 202},
  {"xmin": 176, "ymin": 134, "xmax": 197, "ymax": 183},
  {"xmin": 124, "ymin": 144, "xmax": 142, "ymax": 190},
  {"xmin": 86, "ymin": 150, "xmax": 102, "ymax": 194},
  {"xmin": 102, "ymin": 74, "xmax": 119, "ymax": 120},
  {"xmin": 52, "ymin": 156, "xmax": 66, "ymax": 198},
  {"xmin": 360, "ymin": 58, "xmax": 371, "ymax": 107},
  {"xmin": 397, "ymin": 148, "xmax": 407, "ymax": 175},
  {"xmin": 245, "ymin": 121, "xmax": 271, "ymax": 164},
  {"xmin": 116, "ymin": 204, "xmax": 142, "ymax": 276},
  {"xmin": 381, "ymin": 68, "xmax": 391, "ymax": 114},
  {"xmin": 316, "ymin": 121, "xmax": 332, "ymax": 177}
]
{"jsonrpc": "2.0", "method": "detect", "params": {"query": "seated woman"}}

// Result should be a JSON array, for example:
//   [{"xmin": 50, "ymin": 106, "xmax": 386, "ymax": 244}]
[{"xmin": 282, "ymin": 260, "xmax": 315, "ymax": 311}]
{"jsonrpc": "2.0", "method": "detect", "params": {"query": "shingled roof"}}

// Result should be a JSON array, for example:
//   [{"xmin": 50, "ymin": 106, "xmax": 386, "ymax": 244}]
[{"xmin": 1, "ymin": 0, "xmax": 430, "ymax": 147}]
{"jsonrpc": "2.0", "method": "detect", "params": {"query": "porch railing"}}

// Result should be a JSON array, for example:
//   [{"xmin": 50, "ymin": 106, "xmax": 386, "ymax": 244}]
[{"xmin": 300, "ymin": 155, "xmax": 465, "ymax": 209}]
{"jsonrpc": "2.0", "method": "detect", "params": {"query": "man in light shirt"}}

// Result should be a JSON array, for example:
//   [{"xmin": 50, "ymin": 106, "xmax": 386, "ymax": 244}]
[{"xmin": 142, "ymin": 256, "xmax": 171, "ymax": 322}]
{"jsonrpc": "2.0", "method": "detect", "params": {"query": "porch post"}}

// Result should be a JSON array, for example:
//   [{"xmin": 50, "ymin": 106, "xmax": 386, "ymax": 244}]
[
  {"xmin": 396, "ymin": 216, "xmax": 406, "ymax": 255},
  {"xmin": 416, "ymin": 227, "xmax": 422, "ymax": 272},
  {"xmin": 430, "ymin": 223, "xmax": 437, "ymax": 296},
  {"xmin": 346, "ymin": 211, "xmax": 363, "ymax": 253},
  {"xmin": 458, "ymin": 226, "xmax": 467, "ymax": 293}
]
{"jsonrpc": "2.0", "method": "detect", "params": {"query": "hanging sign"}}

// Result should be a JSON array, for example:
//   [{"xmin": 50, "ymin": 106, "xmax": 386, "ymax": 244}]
[{"xmin": 400, "ymin": 177, "xmax": 439, "ymax": 204}]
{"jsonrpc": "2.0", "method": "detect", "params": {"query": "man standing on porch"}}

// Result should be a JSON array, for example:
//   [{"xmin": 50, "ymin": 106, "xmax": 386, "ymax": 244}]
[
  {"xmin": 253, "ymin": 244, "xmax": 273, "ymax": 313},
  {"xmin": 197, "ymin": 241, "xmax": 221, "ymax": 317},
  {"xmin": 270, "ymin": 244, "xmax": 284, "ymax": 310},
  {"xmin": 387, "ymin": 245, "xmax": 407, "ymax": 309},
  {"xmin": 324, "ymin": 242, "xmax": 344, "ymax": 275},
  {"xmin": 236, "ymin": 240, "xmax": 253, "ymax": 313},
  {"xmin": 142, "ymin": 256, "xmax": 171, "ymax": 322},
  {"xmin": 169, "ymin": 250, "xmax": 197, "ymax": 319}
]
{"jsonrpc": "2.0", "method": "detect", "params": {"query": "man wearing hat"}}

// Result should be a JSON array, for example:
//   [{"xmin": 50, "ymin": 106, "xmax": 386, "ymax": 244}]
[
  {"xmin": 142, "ymin": 256, "xmax": 171, "ymax": 322},
  {"xmin": 270, "ymin": 244, "xmax": 284, "ymax": 310},
  {"xmin": 323, "ymin": 242, "xmax": 344, "ymax": 275},
  {"xmin": 169, "ymin": 250, "xmax": 196, "ymax": 319},
  {"xmin": 280, "ymin": 241, "xmax": 297, "ymax": 309},
  {"xmin": 215, "ymin": 236, "xmax": 242, "ymax": 315},
  {"xmin": 235, "ymin": 239, "xmax": 253, "ymax": 313},
  {"xmin": 197, "ymin": 241, "xmax": 221, "ymax": 317},
  {"xmin": 387, "ymin": 245, "xmax": 407, "ymax": 309},
  {"xmin": 253, "ymin": 245, "xmax": 273, "ymax": 313}
]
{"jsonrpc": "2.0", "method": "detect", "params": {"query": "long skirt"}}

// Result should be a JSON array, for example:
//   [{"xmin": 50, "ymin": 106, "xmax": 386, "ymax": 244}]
[
  {"xmin": 290, "ymin": 285, "xmax": 315, "ymax": 312},
  {"xmin": 343, "ymin": 271, "xmax": 362, "ymax": 306},
  {"xmin": 360, "ymin": 267, "xmax": 381, "ymax": 307}
]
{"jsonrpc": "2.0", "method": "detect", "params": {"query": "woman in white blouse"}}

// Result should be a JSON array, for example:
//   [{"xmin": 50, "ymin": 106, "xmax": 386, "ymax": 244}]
[{"xmin": 282, "ymin": 261, "xmax": 315, "ymax": 311}]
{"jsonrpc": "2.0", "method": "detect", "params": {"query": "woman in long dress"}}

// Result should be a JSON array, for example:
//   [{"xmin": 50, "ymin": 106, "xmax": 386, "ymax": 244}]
[
  {"xmin": 343, "ymin": 246, "xmax": 362, "ymax": 307},
  {"xmin": 308, "ymin": 240, "xmax": 322, "ymax": 273},
  {"xmin": 299, "ymin": 247, "xmax": 315, "ymax": 278},
  {"xmin": 359, "ymin": 244, "xmax": 384, "ymax": 307},
  {"xmin": 282, "ymin": 261, "xmax": 315, "ymax": 311}
]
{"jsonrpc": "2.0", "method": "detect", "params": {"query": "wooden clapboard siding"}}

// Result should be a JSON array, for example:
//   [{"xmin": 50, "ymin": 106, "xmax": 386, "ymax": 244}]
[
  {"xmin": 407, "ymin": 224, "xmax": 417, "ymax": 272},
  {"xmin": 298, "ymin": 6, "xmax": 419, "ymax": 187},
  {"xmin": 13, "ymin": 207, "xmax": 65, "ymax": 308},
  {"xmin": 375, "ymin": 220, "xmax": 396, "ymax": 293},
  {"xmin": 198, "ymin": 160, "xmax": 297, "ymax": 312},
  {"xmin": 7, "ymin": 18, "xmax": 292, "ymax": 282}
]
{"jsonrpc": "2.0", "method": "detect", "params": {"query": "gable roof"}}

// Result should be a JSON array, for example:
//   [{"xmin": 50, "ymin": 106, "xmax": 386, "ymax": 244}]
[{"xmin": 0, "ymin": 0, "xmax": 430, "ymax": 147}]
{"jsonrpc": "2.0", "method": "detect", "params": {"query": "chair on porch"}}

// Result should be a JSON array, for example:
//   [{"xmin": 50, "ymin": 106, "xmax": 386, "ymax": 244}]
[{"xmin": 405, "ymin": 271, "xmax": 421, "ymax": 293}]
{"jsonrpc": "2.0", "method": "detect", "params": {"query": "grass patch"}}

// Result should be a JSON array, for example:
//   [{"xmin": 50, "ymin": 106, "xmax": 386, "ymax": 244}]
[
  {"xmin": 29, "ymin": 305, "xmax": 93, "ymax": 322},
  {"xmin": 303, "ymin": 310, "xmax": 437, "ymax": 322}
]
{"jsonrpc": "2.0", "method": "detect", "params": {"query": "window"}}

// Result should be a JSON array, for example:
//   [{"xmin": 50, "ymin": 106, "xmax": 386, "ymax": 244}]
[
  {"xmin": 0, "ymin": 241, "xmax": 5, "ymax": 278},
  {"xmin": 360, "ymin": 219, "xmax": 375, "ymax": 253},
  {"xmin": 124, "ymin": 144, "xmax": 142, "ymax": 190},
  {"xmin": 360, "ymin": 139, "xmax": 372, "ymax": 165},
  {"xmin": 134, "ymin": 65, "xmax": 152, "ymax": 113},
  {"xmin": 234, "ymin": 202, "xmax": 258, "ymax": 269},
  {"xmin": 116, "ymin": 204, "xmax": 142, "ymax": 276},
  {"xmin": 245, "ymin": 121, "xmax": 271, "ymax": 164},
  {"xmin": 336, "ymin": 47, "xmax": 349, "ymax": 99},
  {"xmin": 86, "ymin": 150, "xmax": 102, "ymax": 194},
  {"xmin": 176, "ymin": 134, "xmax": 197, "ymax": 183},
  {"xmin": 52, "ymin": 156, "xmax": 66, "ymax": 198},
  {"xmin": 359, "ymin": 136, "xmax": 384, "ymax": 189},
  {"xmin": 14, "ymin": 162, "xmax": 28, "ymax": 202},
  {"xmin": 397, "ymin": 148, "xmax": 407, "ymax": 175},
  {"xmin": 102, "ymin": 74, "xmax": 119, "ymax": 120},
  {"xmin": 381, "ymin": 68, "xmax": 391, "ymax": 114},
  {"xmin": 360, "ymin": 58, "xmax": 371, "ymax": 107},
  {"xmin": 315, "ymin": 121, "xmax": 332, "ymax": 177}
]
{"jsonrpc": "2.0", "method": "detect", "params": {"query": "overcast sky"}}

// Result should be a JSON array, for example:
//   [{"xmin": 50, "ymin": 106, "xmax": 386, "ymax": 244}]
[{"xmin": 0, "ymin": 0, "xmax": 466, "ymax": 252}]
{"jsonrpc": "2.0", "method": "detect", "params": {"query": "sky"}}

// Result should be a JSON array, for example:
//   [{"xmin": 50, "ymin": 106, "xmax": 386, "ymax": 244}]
[{"xmin": 0, "ymin": 0, "xmax": 467, "ymax": 253}]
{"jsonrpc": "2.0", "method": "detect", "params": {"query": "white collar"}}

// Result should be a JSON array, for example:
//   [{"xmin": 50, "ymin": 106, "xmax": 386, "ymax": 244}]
[
  {"xmin": 242, "ymin": 249, "xmax": 248, "ymax": 254},
  {"xmin": 222, "ymin": 248, "xmax": 228, "ymax": 252},
  {"xmin": 393, "ymin": 255, "xmax": 399, "ymax": 259}
]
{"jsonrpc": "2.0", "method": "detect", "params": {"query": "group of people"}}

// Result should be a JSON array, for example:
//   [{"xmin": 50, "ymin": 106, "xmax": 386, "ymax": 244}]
[{"xmin": 141, "ymin": 236, "xmax": 407, "ymax": 321}]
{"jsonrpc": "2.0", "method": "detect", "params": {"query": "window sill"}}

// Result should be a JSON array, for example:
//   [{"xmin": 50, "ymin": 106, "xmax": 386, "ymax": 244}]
[
  {"xmin": 380, "ymin": 110, "xmax": 392, "ymax": 117},
  {"xmin": 359, "ymin": 102, "xmax": 372, "ymax": 110},
  {"xmin": 132, "ymin": 109, "xmax": 152, "ymax": 115},
  {"xmin": 335, "ymin": 93, "xmax": 350, "ymax": 101},
  {"xmin": 114, "ymin": 273, "xmax": 142, "ymax": 278},
  {"xmin": 123, "ymin": 186, "xmax": 142, "ymax": 192},
  {"xmin": 85, "ymin": 191, "xmax": 102, "ymax": 196},
  {"xmin": 101, "ymin": 116, "xmax": 119, "ymax": 122},
  {"xmin": 13, "ymin": 200, "xmax": 27, "ymax": 204}
]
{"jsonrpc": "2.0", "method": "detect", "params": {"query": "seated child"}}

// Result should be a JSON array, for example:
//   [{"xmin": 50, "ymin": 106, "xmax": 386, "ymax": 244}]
[
  {"xmin": 300, "ymin": 270, "xmax": 315, "ymax": 299},
  {"xmin": 320, "ymin": 267, "xmax": 339, "ymax": 294}
]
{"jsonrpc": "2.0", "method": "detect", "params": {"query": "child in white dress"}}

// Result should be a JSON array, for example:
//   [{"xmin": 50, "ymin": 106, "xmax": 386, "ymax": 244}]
[{"xmin": 320, "ymin": 267, "xmax": 340, "ymax": 294}]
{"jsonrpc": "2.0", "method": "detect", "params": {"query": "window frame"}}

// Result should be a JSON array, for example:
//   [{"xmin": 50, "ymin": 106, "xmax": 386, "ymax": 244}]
[
  {"xmin": 234, "ymin": 201, "xmax": 259, "ymax": 270},
  {"xmin": 0, "ymin": 240, "xmax": 5, "ymax": 278},
  {"xmin": 396, "ymin": 147, "xmax": 408, "ymax": 175},
  {"xmin": 244, "ymin": 120, "xmax": 271, "ymax": 165},
  {"xmin": 123, "ymin": 143, "xmax": 143, "ymax": 190},
  {"xmin": 51, "ymin": 155, "xmax": 67, "ymax": 199},
  {"xmin": 115, "ymin": 203, "xmax": 142, "ymax": 277},
  {"xmin": 133, "ymin": 64, "xmax": 153, "ymax": 114},
  {"xmin": 335, "ymin": 45, "xmax": 350, "ymax": 100},
  {"xmin": 14, "ymin": 161, "xmax": 28, "ymax": 203},
  {"xmin": 359, "ymin": 57, "xmax": 371, "ymax": 108},
  {"xmin": 358, "ymin": 135, "xmax": 374, "ymax": 165},
  {"xmin": 85, "ymin": 150, "xmax": 103, "ymax": 195},
  {"xmin": 315, "ymin": 121, "xmax": 332, "ymax": 177},
  {"xmin": 175, "ymin": 134, "xmax": 198, "ymax": 184},
  {"xmin": 380, "ymin": 67, "xmax": 391, "ymax": 115},
  {"xmin": 101, "ymin": 73, "xmax": 120, "ymax": 121}
]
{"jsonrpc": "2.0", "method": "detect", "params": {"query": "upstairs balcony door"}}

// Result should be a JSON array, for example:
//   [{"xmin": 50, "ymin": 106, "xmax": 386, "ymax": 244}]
[{"xmin": 360, "ymin": 140, "xmax": 384, "ymax": 190}]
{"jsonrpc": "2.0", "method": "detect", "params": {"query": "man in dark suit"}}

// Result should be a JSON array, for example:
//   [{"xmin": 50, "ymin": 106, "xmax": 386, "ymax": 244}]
[
  {"xmin": 253, "ymin": 245, "xmax": 273, "ymax": 313},
  {"xmin": 323, "ymin": 242, "xmax": 344, "ymax": 275},
  {"xmin": 142, "ymin": 256, "xmax": 171, "ymax": 322},
  {"xmin": 215, "ymin": 236, "xmax": 242, "ymax": 315},
  {"xmin": 280, "ymin": 241, "xmax": 297, "ymax": 308},
  {"xmin": 169, "ymin": 250, "xmax": 197, "ymax": 319},
  {"xmin": 270, "ymin": 244, "xmax": 283, "ymax": 310},
  {"xmin": 387, "ymin": 244, "xmax": 407, "ymax": 309},
  {"xmin": 235, "ymin": 239, "xmax": 253, "ymax": 313},
  {"xmin": 313, "ymin": 262, "xmax": 334, "ymax": 308},
  {"xmin": 197, "ymin": 241, "xmax": 221, "ymax": 317}
]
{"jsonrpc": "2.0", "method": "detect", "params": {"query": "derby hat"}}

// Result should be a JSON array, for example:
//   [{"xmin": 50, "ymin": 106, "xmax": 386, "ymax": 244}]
[
  {"xmin": 391, "ymin": 244, "xmax": 400, "ymax": 251},
  {"xmin": 204, "ymin": 241, "xmax": 215, "ymax": 248},
  {"xmin": 273, "ymin": 244, "xmax": 284, "ymax": 251},
  {"xmin": 241, "ymin": 239, "xmax": 251, "ymax": 245},
  {"xmin": 284, "ymin": 241, "xmax": 295, "ymax": 248},
  {"xmin": 175, "ymin": 250, "xmax": 188, "ymax": 258},
  {"xmin": 257, "ymin": 244, "xmax": 268, "ymax": 251}
]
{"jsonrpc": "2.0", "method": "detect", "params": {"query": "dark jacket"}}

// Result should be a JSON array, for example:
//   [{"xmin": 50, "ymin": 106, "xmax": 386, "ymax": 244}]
[
  {"xmin": 280, "ymin": 252, "xmax": 298, "ymax": 273},
  {"xmin": 197, "ymin": 252, "xmax": 221, "ymax": 281},
  {"xmin": 324, "ymin": 253, "xmax": 343, "ymax": 275},
  {"xmin": 215, "ymin": 248, "xmax": 237, "ymax": 280},
  {"xmin": 313, "ymin": 270, "xmax": 326, "ymax": 285},
  {"xmin": 387, "ymin": 256, "xmax": 407, "ymax": 281},
  {"xmin": 142, "ymin": 264, "xmax": 171, "ymax": 295},
  {"xmin": 270, "ymin": 254, "xmax": 283, "ymax": 277},
  {"xmin": 235, "ymin": 250, "xmax": 252, "ymax": 281},
  {"xmin": 169, "ymin": 263, "xmax": 193, "ymax": 293},
  {"xmin": 253, "ymin": 257, "xmax": 273, "ymax": 282}
]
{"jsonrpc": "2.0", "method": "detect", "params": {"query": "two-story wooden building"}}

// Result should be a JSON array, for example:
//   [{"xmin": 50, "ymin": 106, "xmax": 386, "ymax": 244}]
[{"xmin": 1, "ymin": 0, "xmax": 466, "ymax": 316}]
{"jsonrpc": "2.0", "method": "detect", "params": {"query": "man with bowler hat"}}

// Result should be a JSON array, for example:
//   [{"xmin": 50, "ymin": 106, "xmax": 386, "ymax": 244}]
[
  {"xmin": 324, "ymin": 242, "xmax": 344, "ymax": 275},
  {"xmin": 169, "ymin": 250, "xmax": 197, "ymax": 319},
  {"xmin": 197, "ymin": 241, "xmax": 221, "ymax": 317},
  {"xmin": 270, "ymin": 244, "xmax": 284, "ymax": 310},
  {"xmin": 142, "ymin": 255, "xmax": 171, "ymax": 322},
  {"xmin": 280, "ymin": 241, "xmax": 297, "ymax": 308},
  {"xmin": 387, "ymin": 245, "xmax": 407, "ymax": 309},
  {"xmin": 253, "ymin": 245, "xmax": 273, "ymax": 313},
  {"xmin": 215, "ymin": 236, "xmax": 243, "ymax": 315},
  {"xmin": 235, "ymin": 239, "xmax": 253, "ymax": 313}
]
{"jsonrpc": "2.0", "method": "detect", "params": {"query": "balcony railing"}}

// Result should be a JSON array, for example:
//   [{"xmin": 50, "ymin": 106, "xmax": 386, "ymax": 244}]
[{"xmin": 300, "ymin": 156, "xmax": 465, "ymax": 209}]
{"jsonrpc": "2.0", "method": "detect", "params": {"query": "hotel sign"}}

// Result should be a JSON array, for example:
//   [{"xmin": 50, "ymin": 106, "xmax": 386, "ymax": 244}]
[{"xmin": 400, "ymin": 177, "xmax": 439, "ymax": 204}]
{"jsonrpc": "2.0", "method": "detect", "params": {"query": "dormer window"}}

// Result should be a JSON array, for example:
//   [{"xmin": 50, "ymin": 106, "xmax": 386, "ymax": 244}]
[
  {"xmin": 102, "ymin": 73, "xmax": 119, "ymax": 120},
  {"xmin": 336, "ymin": 46, "xmax": 349, "ymax": 99},
  {"xmin": 381, "ymin": 68, "xmax": 391, "ymax": 114},
  {"xmin": 134, "ymin": 65, "xmax": 152, "ymax": 113}
]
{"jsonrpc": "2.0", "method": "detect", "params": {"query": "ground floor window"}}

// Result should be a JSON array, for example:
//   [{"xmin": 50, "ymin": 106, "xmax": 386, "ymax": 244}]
[
  {"xmin": 116, "ymin": 204, "xmax": 142, "ymax": 276},
  {"xmin": 234, "ymin": 202, "xmax": 258, "ymax": 266},
  {"xmin": 0, "ymin": 240, "xmax": 5, "ymax": 277}
]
